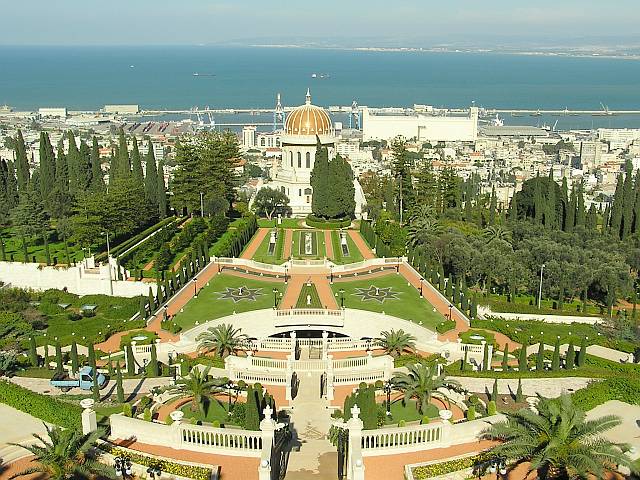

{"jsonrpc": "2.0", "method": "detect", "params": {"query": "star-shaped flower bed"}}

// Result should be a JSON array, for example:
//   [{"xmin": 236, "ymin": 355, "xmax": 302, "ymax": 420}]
[
  {"xmin": 216, "ymin": 286, "xmax": 263, "ymax": 303},
  {"xmin": 352, "ymin": 285, "xmax": 400, "ymax": 303}
]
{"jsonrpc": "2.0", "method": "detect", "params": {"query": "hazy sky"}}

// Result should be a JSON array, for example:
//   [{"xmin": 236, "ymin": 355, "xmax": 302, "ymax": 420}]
[{"xmin": 2, "ymin": 0, "xmax": 640, "ymax": 46}]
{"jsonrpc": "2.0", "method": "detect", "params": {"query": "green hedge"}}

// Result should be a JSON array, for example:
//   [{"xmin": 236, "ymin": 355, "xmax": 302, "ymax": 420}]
[
  {"xmin": 436, "ymin": 319, "xmax": 456, "ymax": 334},
  {"xmin": 306, "ymin": 215, "xmax": 351, "ymax": 229},
  {"xmin": 572, "ymin": 377, "xmax": 640, "ymax": 411},
  {"xmin": 412, "ymin": 451, "xmax": 492, "ymax": 479},
  {"xmin": 96, "ymin": 217, "xmax": 177, "ymax": 262},
  {"xmin": 102, "ymin": 445, "xmax": 214, "ymax": 480},
  {"xmin": 0, "ymin": 380, "xmax": 82, "ymax": 429}
]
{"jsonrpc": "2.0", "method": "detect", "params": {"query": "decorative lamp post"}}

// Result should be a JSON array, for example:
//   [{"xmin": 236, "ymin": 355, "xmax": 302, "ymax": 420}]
[
  {"xmin": 226, "ymin": 380, "xmax": 234, "ymax": 415},
  {"xmin": 147, "ymin": 463, "xmax": 162, "ymax": 480},
  {"xmin": 273, "ymin": 288, "xmax": 279, "ymax": 309},
  {"xmin": 284, "ymin": 266, "xmax": 288, "ymax": 284},
  {"xmin": 339, "ymin": 289, "xmax": 345, "ymax": 308},
  {"xmin": 448, "ymin": 303, "xmax": 453, "ymax": 321},
  {"xmin": 193, "ymin": 277, "xmax": 198, "ymax": 298},
  {"xmin": 384, "ymin": 380, "xmax": 392, "ymax": 416},
  {"xmin": 538, "ymin": 263, "xmax": 546, "ymax": 309},
  {"xmin": 419, "ymin": 278, "xmax": 424, "ymax": 297}
]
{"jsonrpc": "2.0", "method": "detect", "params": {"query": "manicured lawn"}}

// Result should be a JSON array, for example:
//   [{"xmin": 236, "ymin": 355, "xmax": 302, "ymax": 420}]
[
  {"xmin": 249, "ymin": 228, "xmax": 286, "ymax": 265},
  {"xmin": 296, "ymin": 283, "xmax": 322, "ymax": 308},
  {"xmin": 258, "ymin": 218, "xmax": 303, "ymax": 229},
  {"xmin": 471, "ymin": 318, "xmax": 636, "ymax": 353},
  {"xmin": 180, "ymin": 398, "xmax": 237, "ymax": 426},
  {"xmin": 482, "ymin": 293, "xmax": 603, "ymax": 316},
  {"xmin": 172, "ymin": 273, "xmax": 285, "ymax": 331},
  {"xmin": 330, "ymin": 230, "xmax": 364, "ymax": 265},
  {"xmin": 383, "ymin": 399, "xmax": 439, "ymax": 424},
  {"xmin": 458, "ymin": 329, "xmax": 496, "ymax": 346},
  {"xmin": 34, "ymin": 292, "xmax": 142, "ymax": 347},
  {"xmin": 332, "ymin": 274, "xmax": 444, "ymax": 331},
  {"xmin": 292, "ymin": 230, "xmax": 326, "ymax": 259},
  {"xmin": 0, "ymin": 227, "xmax": 92, "ymax": 264}
]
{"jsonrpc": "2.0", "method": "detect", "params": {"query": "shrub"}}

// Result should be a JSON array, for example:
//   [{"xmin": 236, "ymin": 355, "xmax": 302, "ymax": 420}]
[
  {"xmin": 123, "ymin": 403, "xmax": 133, "ymax": 417},
  {"xmin": 421, "ymin": 415, "xmax": 430, "ymax": 425},
  {"xmin": 231, "ymin": 401, "xmax": 246, "ymax": 428},
  {"xmin": 211, "ymin": 420, "xmax": 220, "ymax": 428},
  {"xmin": 412, "ymin": 451, "xmax": 493, "ymax": 479},
  {"xmin": 572, "ymin": 377, "xmax": 640, "ymax": 411},
  {"xmin": 398, "ymin": 419, "xmax": 406, "ymax": 427},
  {"xmin": 306, "ymin": 215, "xmax": 351, "ymax": 229},
  {"xmin": 436, "ymin": 320, "xmax": 456, "ymax": 334},
  {"xmin": 0, "ymin": 380, "xmax": 81, "ymax": 429},
  {"xmin": 331, "ymin": 409, "xmax": 343, "ymax": 419},
  {"xmin": 466, "ymin": 406, "xmax": 476, "ymax": 420},
  {"xmin": 165, "ymin": 414, "xmax": 174, "ymax": 425},
  {"xmin": 487, "ymin": 400, "xmax": 496, "ymax": 416},
  {"xmin": 143, "ymin": 407, "xmax": 152, "ymax": 422}
]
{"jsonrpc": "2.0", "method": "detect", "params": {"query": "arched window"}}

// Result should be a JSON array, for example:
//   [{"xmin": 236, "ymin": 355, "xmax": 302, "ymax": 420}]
[
  {"xmin": 281, "ymin": 186, "xmax": 285, "ymax": 194},
  {"xmin": 305, "ymin": 152, "xmax": 311, "ymax": 168},
  {"xmin": 304, "ymin": 188, "xmax": 312, "ymax": 195},
  {"xmin": 290, "ymin": 151, "xmax": 293, "ymax": 167},
  {"xmin": 297, "ymin": 152, "xmax": 302, "ymax": 168},
  {"xmin": 260, "ymin": 138, "xmax": 266, "ymax": 147}
]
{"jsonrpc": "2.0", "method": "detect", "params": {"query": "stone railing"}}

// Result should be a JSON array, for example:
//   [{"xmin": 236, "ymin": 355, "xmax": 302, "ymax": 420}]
[
  {"xmin": 275, "ymin": 308, "xmax": 343, "ymax": 317},
  {"xmin": 361, "ymin": 422, "xmax": 446, "ymax": 454},
  {"xmin": 329, "ymin": 257, "xmax": 405, "ymax": 274},
  {"xmin": 110, "ymin": 413, "xmax": 263, "ymax": 457},
  {"xmin": 251, "ymin": 337, "xmax": 293, "ymax": 351},
  {"xmin": 214, "ymin": 257, "xmax": 287, "ymax": 273},
  {"xmin": 333, "ymin": 370, "xmax": 387, "ymax": 385}
]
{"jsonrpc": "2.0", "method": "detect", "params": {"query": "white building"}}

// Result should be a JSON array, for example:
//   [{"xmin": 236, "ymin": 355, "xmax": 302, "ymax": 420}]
[
  {"xmin": 104, "ymin": 104, "xmax": 140, "ymax": 114},
  {"xmin": 38, "ymin": 107, "xmax": 67, "ymax": 118},
  {"xmin": 242, "ymin": 126, "xmax": 257, "ymax": 149},
  {"xmin": 263, "ymin": 90, "xmax": 365, "ymax": 217},
  {"xmin": 361, "ymin": 107, "xmax": 478, "ymax": 143}
]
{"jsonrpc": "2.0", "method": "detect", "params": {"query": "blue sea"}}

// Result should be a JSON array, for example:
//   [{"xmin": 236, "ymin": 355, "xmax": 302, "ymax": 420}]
[{"xmin": 1, "ymin": 45, "xmax": 640, "ymax": 129}]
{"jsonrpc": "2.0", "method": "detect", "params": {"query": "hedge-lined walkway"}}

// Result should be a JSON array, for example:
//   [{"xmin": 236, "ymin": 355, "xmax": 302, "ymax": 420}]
[
  {"xmin": 240, "ymin": 228, "xmax": 269, "ymax": 260},
  {"xmin": 347, "ymin": 230, "xmax": 375, "ymax": 260}
]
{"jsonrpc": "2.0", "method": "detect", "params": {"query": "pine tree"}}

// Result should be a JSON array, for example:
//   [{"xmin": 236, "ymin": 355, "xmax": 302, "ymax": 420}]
[
  {"xmin": 566, "ymin": 342, "xmax": 575, "ymax": 369},
  {"xmin": 552, "ymin": 337, "xmax": 561, "ymax": 371},
  {"xmin": 116, "ymin": 362, "xmax": 125, "ymax": 403},
  {"xmin": 39, "ymin": 132, "xmax": 56, "ymax": 203},
  {"xmin": 29, "ymin": 336, "xmax": 38, "ymax": 367},
  {"xmin": 144, "ymin": 141, "xmax": 159, "ymax": 209},
  {"xmin": 536, "ymin": 341, "xmax": 545, "ymax": 371},
  {"xmin": 14, "ymin": 129, "xmax": 30, "ymax": 191},
  {"xmin": 70, "ymin": 341, "xmax": 78, "ymax": 374},
  {"xmin": 157, "ymin": 159, "xmax": 168, "ymax": 218}
]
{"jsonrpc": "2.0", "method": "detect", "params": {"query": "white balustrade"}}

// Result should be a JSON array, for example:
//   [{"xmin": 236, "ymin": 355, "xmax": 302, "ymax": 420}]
[{"xmin": 360, "ymin": 423, "xmax": 445, "ymax": 455}]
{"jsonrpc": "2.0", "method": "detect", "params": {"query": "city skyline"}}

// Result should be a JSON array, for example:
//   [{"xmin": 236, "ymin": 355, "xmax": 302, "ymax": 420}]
[{"xmin": 2, "ymin": 0, "xmax": 640, "ymax": 46}]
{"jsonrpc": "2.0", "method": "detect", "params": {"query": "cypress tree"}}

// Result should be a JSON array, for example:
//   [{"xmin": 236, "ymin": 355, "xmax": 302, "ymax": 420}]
[
  {"xmin": 66, "ymin": 132, "xmax": 81, "ymax": 194},
  {"xmin": 39, "ymin": 132, "xmax": 56, "ymax": 203},
  {"xmin": 515, "ymin": 378, "xmax": 524, "ymax": 402},
  {"xmin": 131, "ymin": 137, "xmax": 144, "ymax": 185},
  {"xmin": 92, "ymin": 370, "xmax": 100, "ymax": 403},
  {"xmin": 545, "ymin": 170, "xmax": 556, "ymax": 229},
  {"xmin": 489, "ymin": 186, "xmax": 497, "ymax": 225},
  {"xmin": 148, "ymin": 287, "xmax": 156, "ymax": 313},
  {"xmin": 482, "ymin": 342, "xmax": 490, "ymax": 371},
  {"xmin": 117, "ymin": 127, "xmax": 131, "ymax": 179},
  {"xmin": 445, "ymin": 275, "xmax": 453, "ymax": 299},
  {"xmin": 29, "ymin": 336, "xmax": 38, "ymax": 367},
  {"xmin": 609, "ymin": 174, "xmax": 624, "ymax": 238},
  {"xmin": 533, "ymin": 176, "xmax": 544, "ymax": 224},
  {"xmin": 244, "ymin": 385, "xmax": 260, "ymax": 431},
  {"xmin": 126, "ymin": 344, "xmax": 135, "ymax": 375},
  {"xmin": 461, "ymin": 350, "xmax": 468, "ymax": 371},
  {"xmin": 88, "ymin": 342, "xmax": 96, "ymax": 371},
  {"xmin": 536, "ymin": 341, "xmax": 545, "ymax": 371},
  {"xmin": 149, "ymin": 343, "xmax": 159, "ymax": 377},
  {"xmin": 518, "ymin": 343, "xmax": 528, "ymax": 372},
  {"xmin": 566, "ymin": 186, "xmax": 576, "ymax": 233},
  {"xmin": 43, "ymin": 343, "xmax": 49, "ymax": 369},
  {"xmin": 310, "ymin": 140, "xmax": 330, "ymax": 217},
  {"xmin": 577, "ymin": 337, "xmax": 587, "ymax": 367},
  {"xmin": 78, "ymin": 140, "xmax": 93, "ymax": 191},
  {"xmin": 586, "ymin": 204, "xmax": 598, "ymax": 231},
  {"xmin": 575, "ymin": 184, "xmax": 586, "ymax": 227},
  {"xmin": 116, "ymin": 362, "xmax": 125, "ymax": 403},
  {"xmin": 139, "ymin": 297, "xmax": 147, "ymax": 320},
  {"xmin": 157, "ymin": 159, "xmax": 168, "ymax": 218},
  {"xmin": 501, "ymin": 344, "xmax": 509, "ymax": 370},
  {"xmin": 14, "ymin": 129, "xmax": 30, "ymax": 191},
  {"xmin": 70, "ymin": 341, "xmax": 78, "ymax": 374},
  {"xmin": 492, "ymin": 379, "xmax": 499, "ymax": 401},
  {"xmin": 343, "ymin": 393, "xmax": 355, "ymax": 421},
  {"xmin": 508, "ymin": 191, "xmax": 518, "ymax": 221},
  {"xmin": 90, "ymin": 137, "xmax": 104, "ymax": 190},
  {"xmin": 144, "ymin": 141, "xmax": 158, "ymax": 209},
  {"xmin": 157, "ymin": 277, "xmax": 164, "ymax": 305},
  {"xmin": 566, "ymin": 342, "xmax": 575, "ymax": 369},
  {"xmin": 561, "ymin": 177, "xmax": 569, "ymax": 230},
  {"xmin": 55, "ymin": 139, "xmax": 68, "ymax": 191},
  {"xmin": 551, "ymin": 337, "xmax": 561, "ymax": 371}
]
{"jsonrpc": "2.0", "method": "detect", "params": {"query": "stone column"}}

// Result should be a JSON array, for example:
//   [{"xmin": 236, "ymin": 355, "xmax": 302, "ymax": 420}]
[
  {"xmin": 346, "ymin": 405, "xmax": 365, "ymax": 480},
  {"xmin": 290, "ymin": 331, "xmax": 297, "ymax": 359},
  {"xmin": 80, "ymin": 399, "xmax": 97, "ymax": 435},
  {"xmin": 326, "ymin": 354, "xmax": 334, "ymax": 401},
  {"xmin": 285, "ymin": 355, "xmax": 293, "ymax": 401},
  {"xmin": 258, "ymin": 406, "xmax": 276, "ymax": 480},
  {"xmin": 322, "ymin": 331, "xmax": 329, "ymax": 360}
]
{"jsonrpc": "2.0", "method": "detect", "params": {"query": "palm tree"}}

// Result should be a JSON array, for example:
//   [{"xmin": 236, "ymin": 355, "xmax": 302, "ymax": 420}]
[
  {"xmin": 174, "ymin": 366, "xmax": 217, "ymax": 416},
  {"xmin": 482, "ymin": 225, "xmax": 512, "ymax": 246},
  {"xmin": 480, "ymin": 394, "xmax": 635, "ymax": 479},
  {"xmin": 391, "ymin": 363, "xmax": 460, "ymax": 415},
  {"xmin": 409, "ymin": 204, "xmax": 436, "ymax": 224},
  {"xmin": 375, "ymin": 329, "xmax": 416, "ymax": 358},
  {"xmin": 196, "ymin": 323, "xmax": 249, "ymax": 358},
  {"xmin": 10, "ymin": 424, "xmax": 113, "ymax": 480},
  {"xmin": 407, "ymin": 217, "xmax": 442, "ymax": 248}
]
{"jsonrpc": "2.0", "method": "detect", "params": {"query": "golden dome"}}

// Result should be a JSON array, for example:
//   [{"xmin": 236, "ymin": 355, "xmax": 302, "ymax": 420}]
[{"xmin": 285, "ymin": 89, "xmax": 332, "ymax": 136}]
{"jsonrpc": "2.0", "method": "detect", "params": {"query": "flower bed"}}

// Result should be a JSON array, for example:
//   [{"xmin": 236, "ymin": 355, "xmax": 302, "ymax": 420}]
[{"xmin": 410, "ymin": 451, "xmax": 492, "ymax": 479}]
